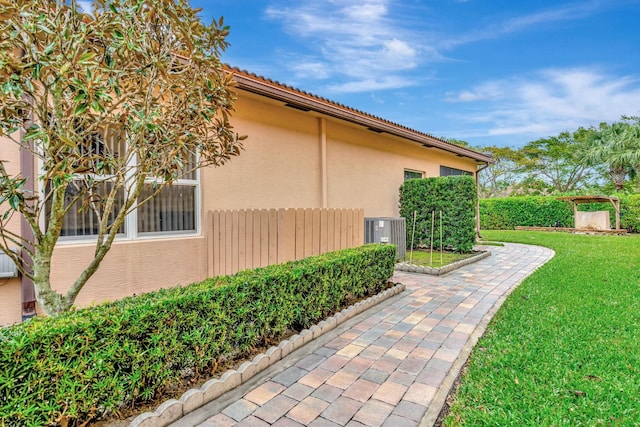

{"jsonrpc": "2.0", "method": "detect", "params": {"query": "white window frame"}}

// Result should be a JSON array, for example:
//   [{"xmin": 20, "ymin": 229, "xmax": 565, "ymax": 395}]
[
  {"xmin": 133, "ymin": 168, "xmax": 201, "ymax": 240},
  {"xmin": 404, "ymin": 169, "xmax": 424, "ymax": 181},
  {"xmin": 39, "ymin": 134, "xmax": 201, "ymax": 244}
]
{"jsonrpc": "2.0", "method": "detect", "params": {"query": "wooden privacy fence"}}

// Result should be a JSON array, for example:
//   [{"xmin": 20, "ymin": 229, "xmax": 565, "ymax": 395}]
[{"xmin": 207, "ymin": 208, "xmax": 365, "ymax": 277}]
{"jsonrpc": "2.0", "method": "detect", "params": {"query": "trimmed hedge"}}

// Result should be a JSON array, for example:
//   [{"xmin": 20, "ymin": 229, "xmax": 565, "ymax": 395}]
[
  {"xmin": 480, "ymin": 196, "xmax": 573, "ymax": 229},
  {"xmin": 399, "ymin": 176, "xmax": 477, "ymax": 252},
  {"xmin": 620, "ymin": 195, "xmax": 640, "ymax": 232},
  {"xmin": 0, "ymin": 244, "xmax": 396, "ymax": 426},
  {"xmin": 480, "ymin": 195, "xmax": 640, "ymax": 232}
]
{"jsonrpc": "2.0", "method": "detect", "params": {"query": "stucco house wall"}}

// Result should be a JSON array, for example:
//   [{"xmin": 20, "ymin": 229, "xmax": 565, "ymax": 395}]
[
  {"xmin": 0, "ymin": 69, "xmax": 491, "ymax": 326},
  {"xmin": 200, "ymin": 93, "xmax": 323, "ymax": 211},
  {"xmin": 202, "ymin": 91, "xmax": 478, "ymax": 216},
  {"xmin": 0, "ymin": 132, "xmax": 23, "ymax": 325},
  {"xmin": 324, "ymin": 119, "xmax": 476, "ymax": 216}
]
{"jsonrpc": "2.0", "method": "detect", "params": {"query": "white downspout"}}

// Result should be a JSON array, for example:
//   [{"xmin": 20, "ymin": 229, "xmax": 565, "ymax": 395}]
[{"xmin": 475, "ymin": 162, "xmax": 490, "ymax": 238}]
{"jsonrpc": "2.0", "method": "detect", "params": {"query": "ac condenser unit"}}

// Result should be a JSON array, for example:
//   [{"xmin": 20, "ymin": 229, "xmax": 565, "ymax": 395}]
[
  {"xmin": 364, "ymin": 217, "xmax": 406, "ymax": 259},
  {"xmin": 0, "ymin": 249, "xmax": 19, "ymax": 278}
]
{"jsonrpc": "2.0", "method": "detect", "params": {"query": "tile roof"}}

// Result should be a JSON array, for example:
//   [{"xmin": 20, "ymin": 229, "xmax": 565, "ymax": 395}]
[{"xmin": 227, "ymin": 66, "xmax": 493, "ymax": 164}]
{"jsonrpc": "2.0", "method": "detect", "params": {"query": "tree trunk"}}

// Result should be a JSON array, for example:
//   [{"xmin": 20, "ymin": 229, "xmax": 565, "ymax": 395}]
[
  {"xmin": 31, "ymin": 251, "xmax": 73, "ymax": 317},
  {"xmin": 610, "ymin": 167, "xmax": 626, "ymax": 191},
  {"xmin": 33, "ymin": 284, "xmax": 73, "ymax": 317}
]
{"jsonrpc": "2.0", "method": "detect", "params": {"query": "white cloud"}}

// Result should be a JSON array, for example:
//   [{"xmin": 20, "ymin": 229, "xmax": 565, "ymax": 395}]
[
  {"xmin": 440, "ymin": 1, "xmax": 602, "ymax": 49},
  {"xmin": 341, "ymin": 2, "xmax": 388, "ymax": 22},
  {"xmin": 327, "ymin": 76, "xmax": 414, "ymax": 93},
  {"xmin": 503, "ymin": 5, "xmax": 592, "ymax": 32},
  {"xmin": 446, "ymin": 67, "xmax": 640, "ymax": 142},
  {"xmin": 265, "ymin": 0, "xmax": 434, "ymax": 93},
  {"xmin": 263, "ymin": 1, "xmax": 606, "ymax": 95},
  {"xmin": 382, "ymin": 39, "xmax": 417, "ymax": 65},
  {"xmin": 445, "ymin": 82, "xmax": 505, "ymax": 102},
  {"xmin": 290, "ymin": 61, "xmax": 332, "ymax": 79}
]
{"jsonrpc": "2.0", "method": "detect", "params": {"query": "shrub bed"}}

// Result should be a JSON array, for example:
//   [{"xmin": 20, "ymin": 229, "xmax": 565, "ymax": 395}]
[
  {"xmin": 480, "ymin": 195, "xmax": 640, "ymax": 232},
  {"xmin": 0, "ymin": 244, "xmax": 396, "ymax": 426}
]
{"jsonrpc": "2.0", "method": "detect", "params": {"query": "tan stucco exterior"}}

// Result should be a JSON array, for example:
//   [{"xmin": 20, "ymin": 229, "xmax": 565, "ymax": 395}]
[
  {"xmin": 0, "ymin": 133, "xmax": 25, "ymax": 325},
  {"xmin": 48, "ymin": 237, "xmax": 207, "ymax": 310},
  {"xmin": 201, "ymin": 92, "xmax": 478, "ymax": 217},
  {"xmin": 0, "ymin": 74, "xmax": 488, "ymax": 326},
  {"xmin": 324, "ymin": 118, "xmax": 476, "ymax": 216}
]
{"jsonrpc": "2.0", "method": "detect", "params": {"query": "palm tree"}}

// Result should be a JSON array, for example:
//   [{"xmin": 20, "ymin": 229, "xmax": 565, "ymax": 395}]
[
  {"xmin": 583, "ymin": 122, "xmax": 640, "ymax": 191},
  {"xmin": 619, "ymin": 125, "xmax": 640, "ymax": 188}
]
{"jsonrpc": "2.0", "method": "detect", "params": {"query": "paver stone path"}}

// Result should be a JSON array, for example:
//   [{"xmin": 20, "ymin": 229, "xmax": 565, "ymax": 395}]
[{"xmin": 173, "ymin": 243, "xmax": 554, "ymax": 427}]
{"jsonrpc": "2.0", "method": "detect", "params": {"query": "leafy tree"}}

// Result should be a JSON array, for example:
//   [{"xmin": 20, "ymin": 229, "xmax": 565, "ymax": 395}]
[
  {"xmin": 443, "ymin": 137, "xmax": 470, "ymax": 147},
  {"xmin": 477, "ymin": 145, "xmax": 526, "ymax": 198},
  {"xmin": 520, "ymin": 129, "xmax": 594, "ymax": 194},
  {"xmin": 513, "ymin": 175, "xmax": 553, "ymax": 196},
  {"xmin": 0, "ymin": 0, "xmax": 244, "ymax": 316}
]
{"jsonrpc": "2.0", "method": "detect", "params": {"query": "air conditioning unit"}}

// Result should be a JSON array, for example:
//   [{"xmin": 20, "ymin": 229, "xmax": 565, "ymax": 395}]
[
  {"xmin": 0, "ymin": 249, "xmax": 19, "ymax": 278},
  {"xmin": 364, "ymin": 217, "xmax": 406, "ymax": 259}
]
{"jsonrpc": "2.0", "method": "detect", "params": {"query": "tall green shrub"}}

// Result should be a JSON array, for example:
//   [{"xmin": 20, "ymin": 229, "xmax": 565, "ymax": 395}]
[{"xmin": 399, "ymin": 176, "xmax": 477, "ymax": 252}]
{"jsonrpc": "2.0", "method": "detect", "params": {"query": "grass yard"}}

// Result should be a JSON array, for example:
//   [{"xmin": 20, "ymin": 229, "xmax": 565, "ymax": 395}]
[
  {"xmin": 403, "ymin": 249, "xmax": 476, "ymax": 268},
  {"xmin": 444, "ymin": 231, "xmax": 640, "ymax": 426}
]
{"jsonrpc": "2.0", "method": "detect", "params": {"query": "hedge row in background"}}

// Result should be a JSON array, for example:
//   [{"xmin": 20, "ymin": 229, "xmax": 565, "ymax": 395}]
[
  {"xmin": 399, "ymin": 176, "xmax": 477, "ymax": 252},
  {"xmin": 480, "ymin": 195, "xmax": 640, "ymax": 232},
  {"xmin": 0, "ymin": 244, "xmax": 396, "ymax": 426},
  {"xmin": 479, "ymin": 196, "xmax": 573, "ymax": 229}
]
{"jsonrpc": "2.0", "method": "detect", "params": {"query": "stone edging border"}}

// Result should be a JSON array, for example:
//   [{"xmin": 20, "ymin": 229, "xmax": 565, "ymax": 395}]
[
  {"xmin": 395, "ymin": 250, "xmax": 491, "ymax": 276},
  {"xmin": 130, "ymin": 283, "xmax": 406, "ymax": 427}
]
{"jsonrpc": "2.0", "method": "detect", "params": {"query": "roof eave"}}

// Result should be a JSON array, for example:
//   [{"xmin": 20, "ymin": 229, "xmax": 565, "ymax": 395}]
[{"xmin": 231, "ymin": 71, "xmax": 494, "ymax": 164}]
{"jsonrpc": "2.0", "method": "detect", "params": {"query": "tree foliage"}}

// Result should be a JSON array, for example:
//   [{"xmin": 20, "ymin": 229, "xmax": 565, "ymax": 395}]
[
  {"xmin": 583, "ymin": 120, "xmax": 640, "ymax": 190},
  {"xmin": 520, "ymin": 129, "xmax": 594, "ymax": 193},
  {"xmin": 0, "ymin": 0, "xmax": 244, "ymax": 316},
  {"xmin": 477, "ymin": 145, "xmax": 526, "ymax": 198},
  {"xmin": 476, "ymin": 119, "xmax": 640, "ymax": 198}
]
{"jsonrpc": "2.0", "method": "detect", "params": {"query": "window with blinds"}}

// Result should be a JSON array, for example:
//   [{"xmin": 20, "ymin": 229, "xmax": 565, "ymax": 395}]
[
  {"xmin": 137, "ymin": 181, "xmax": 197, "ymax": 234},
  {"xmin": 45, "ymin": 128, "xmax": 127, "ymax": 238},
  {"xmin": 55, "ymin": 180, "xmax": 126, "ymax": 237},
  {"xmin": 46, "ymin": 128, "xmax": 199, "ymax": 240},
  {"xmin": 439, "ymin": 166, "xmax": 472, "ymax": 177}
]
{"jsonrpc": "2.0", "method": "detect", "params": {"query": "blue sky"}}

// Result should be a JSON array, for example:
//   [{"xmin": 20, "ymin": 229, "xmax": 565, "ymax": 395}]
[{"xmin": 191, "ymin": 0, "xmax": 640, "ymax": 148}]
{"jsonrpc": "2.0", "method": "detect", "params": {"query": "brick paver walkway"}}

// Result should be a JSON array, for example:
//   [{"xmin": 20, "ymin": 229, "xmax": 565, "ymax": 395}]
[{"xmin": 175, "ymin": 243, "xmax": 554, "ymax": 427}]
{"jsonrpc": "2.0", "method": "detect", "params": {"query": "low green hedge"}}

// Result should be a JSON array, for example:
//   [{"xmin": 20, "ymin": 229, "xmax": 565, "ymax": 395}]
[
  {"xmin": 0, "ymin": 244, "xmax": 396, "ymax": 426},
  {"xmin": 480, "ymin": 195, "xmax": 640, "ymax": 232}
]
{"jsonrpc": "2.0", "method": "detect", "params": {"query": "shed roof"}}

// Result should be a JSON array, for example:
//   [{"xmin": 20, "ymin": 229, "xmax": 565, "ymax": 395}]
[
  {"xmin": 556, "ymin": 195, "xmax": 620, "ymax": 204},
  {"xmin": 228, "ymin": 67, "xmax": 494, "ymax": 165}
]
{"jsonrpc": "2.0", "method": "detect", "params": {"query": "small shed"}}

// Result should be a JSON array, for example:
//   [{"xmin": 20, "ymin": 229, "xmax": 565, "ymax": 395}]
[{"xmin": 556, "ymin": 196, "xmax": 620, "ymax": 230}]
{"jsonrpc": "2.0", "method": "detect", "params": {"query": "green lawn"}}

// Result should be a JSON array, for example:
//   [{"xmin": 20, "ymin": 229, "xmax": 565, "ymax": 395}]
[{"xmin": 444, "ymin": 231, "xmax": 640, "ymax": 426}]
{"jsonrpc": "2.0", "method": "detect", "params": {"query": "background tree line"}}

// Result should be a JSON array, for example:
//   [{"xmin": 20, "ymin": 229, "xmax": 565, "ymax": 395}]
[{"xmin": 469, "ymin": 116, "xmax": 640, "ymax": 198}]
